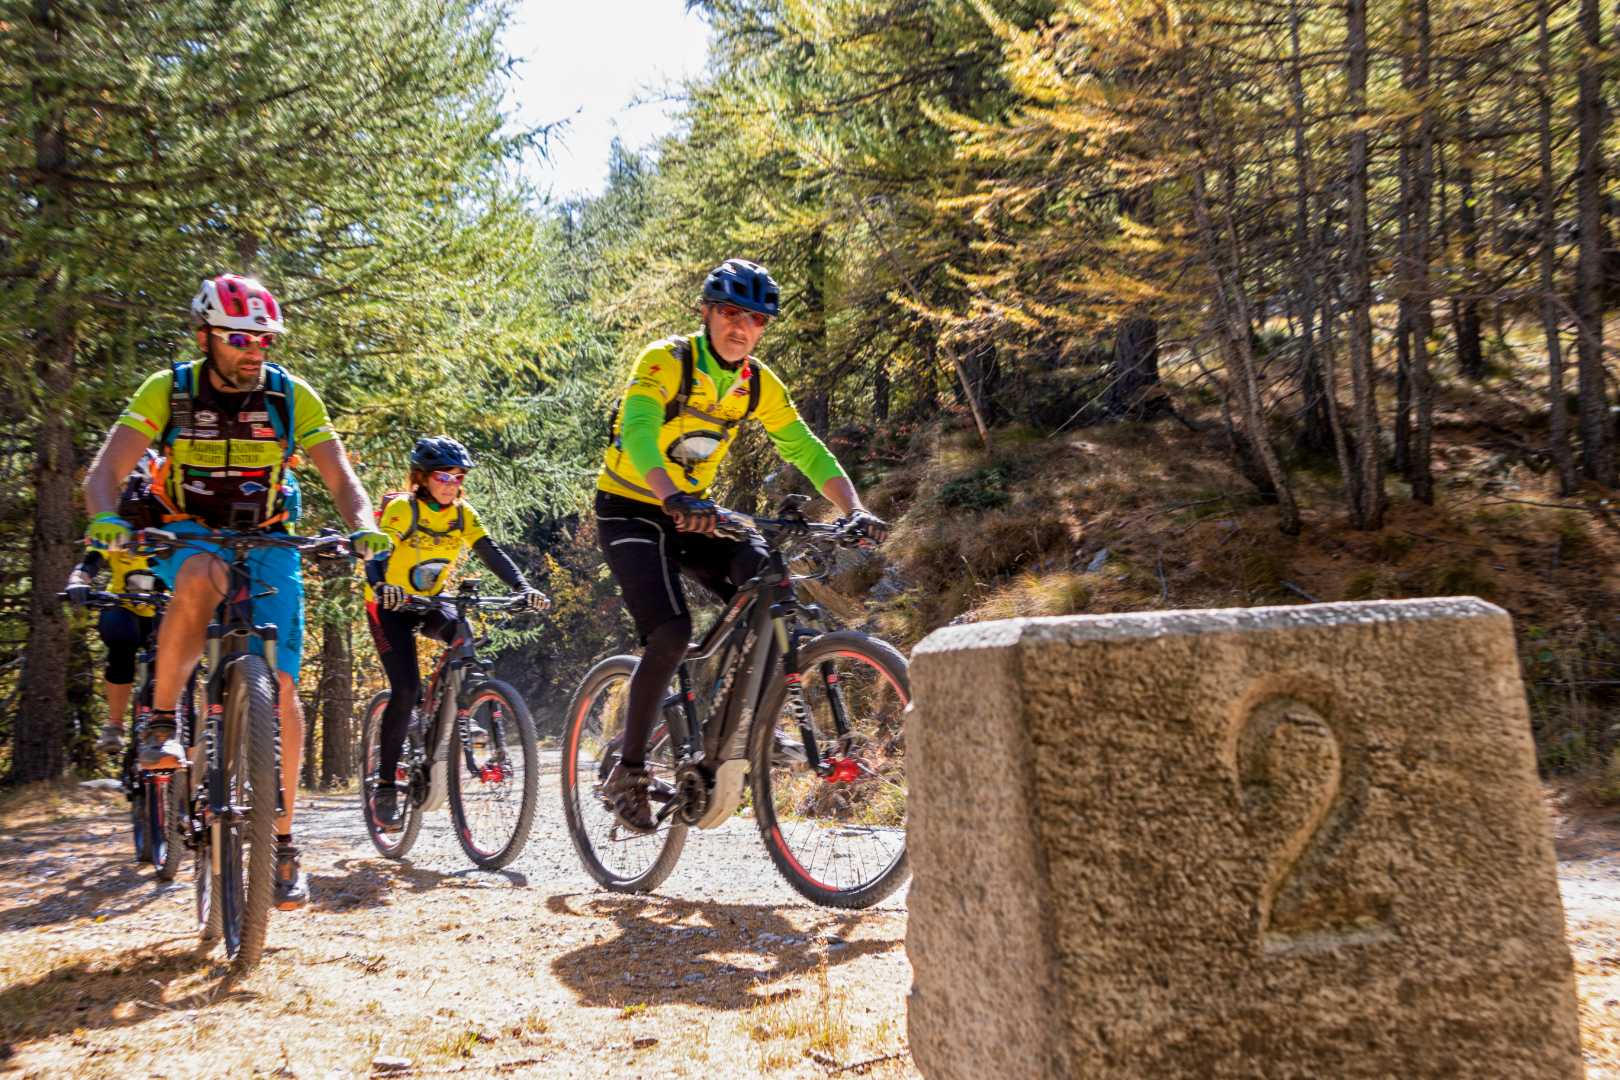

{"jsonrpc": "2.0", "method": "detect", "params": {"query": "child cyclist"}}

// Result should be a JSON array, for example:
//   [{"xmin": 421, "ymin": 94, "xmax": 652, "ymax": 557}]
[{"xmin": 365, "ymin": 436, "xmax": 548, "ymax": 830}]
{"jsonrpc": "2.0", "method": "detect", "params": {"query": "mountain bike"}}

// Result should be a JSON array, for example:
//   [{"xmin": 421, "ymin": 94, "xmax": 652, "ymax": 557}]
[
  {"xmin": 60, "ymin": 588, "xmax": 196, "ymax": 882},
  {"xmin": 360, "ymin": 587, "xmax": 539, "ymax": 870},
  {"xmin": 561, "ymin": 498, "xmax": 911, "ymax": 909},
  {"xmin": 134, "ymin": 527, "xmax": 354, "ymax": 970}
]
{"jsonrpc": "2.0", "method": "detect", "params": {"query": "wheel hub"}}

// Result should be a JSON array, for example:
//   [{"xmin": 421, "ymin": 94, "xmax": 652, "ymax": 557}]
[{"xmin": 823, "ymin": 757, "xmax": 862, "ymax": 784}]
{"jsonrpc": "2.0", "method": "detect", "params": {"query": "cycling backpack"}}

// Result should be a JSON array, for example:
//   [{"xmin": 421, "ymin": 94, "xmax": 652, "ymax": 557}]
[
  {"xmin": 375, "ymin": 492, "xmax": 464, "ymax": 542},
  {"xmin": 607, "ymin": 335, "xmax": 761, "ymax": 444},
  {"xmin": 160, "ymin": 359, "xmax": 294, "ymax": 451},
  {"xmin": 149, "ymin": 359, "xmax": 299, "ymax": 528}
]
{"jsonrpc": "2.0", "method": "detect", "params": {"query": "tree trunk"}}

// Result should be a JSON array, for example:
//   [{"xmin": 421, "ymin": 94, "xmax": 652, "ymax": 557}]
[
  {"xmin": 1193, "ymin": 169, "xmax": 1301, "ymax": 535},
  {"xmin": 1344, "ymin": 0, "xmax": 1385, "ymax": 528},
  {"xmin": 1452, "ymin": 88, "xmax": 1486, "ymax": 380},
  {"xmin": 1104, "ymin": 316, "xmax": 1160, "ymax": 419},
  {"xmin": 872, "ymin": 362, "xmax": 890, "ymax": 423},
  {"xmin": 1540, "ymin": 0, "xmax": 1576, "ymax": 494},
  {"xmin": 1288, "ymin": 0, "xmax": 1333, "ymax": 457},
  {"xmin": 1105, "ymin": 187, "xmax": 1161, "ymax": 420},
  {"xmin": 1408, "ymin": 0, "xmax": 1437, "ymax": 503},
  {"xmin": 11, "ymin": 0, "xmax": 79, "ymax": 783},
  {"xmin": 301, "ymin": 632, "xmax": 319, "ymax": 791},
  {"xmin": 318, "ymin": 605, "xmax": 355, "ymax": 788},
  {"xmin": 1575, "ymin": 0, "xmax": 1613, "ymax": 482}
]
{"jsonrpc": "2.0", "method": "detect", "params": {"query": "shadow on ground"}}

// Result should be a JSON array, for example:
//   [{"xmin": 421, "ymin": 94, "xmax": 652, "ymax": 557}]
[
  {"xmin": 0, "ymin": 940, "xmax": 253, "ymax": 1046},
  {"xmin": 547, "ymin": 893, "xmax": 902, "ymax": 1011},
  {"xmin": 309, "ymin": 857, "xmax": 527, "ymax": 913}
]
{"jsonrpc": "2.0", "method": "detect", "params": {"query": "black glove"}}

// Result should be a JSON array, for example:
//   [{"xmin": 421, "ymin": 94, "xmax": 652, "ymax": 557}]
[
  {"xmin": 375, "ymin": 583, "xmax": 406, "ymax": 610},
  {"xmin": 662, "ymin": 492, "xmax": 719, "ymax": 535},
  {"xmin": 520, "ymin": 588, "xmax": 550, "ymax": 613},
  {"xmin": 843, "ymin": 509, "xmax": 889, "ymax": 545}
]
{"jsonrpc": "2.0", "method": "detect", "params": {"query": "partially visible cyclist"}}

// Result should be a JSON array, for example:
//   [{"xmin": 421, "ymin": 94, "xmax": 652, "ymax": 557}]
[
  {"xmin": 66, "ymin": 451, "xmax": 168, "ymax": 753},
  {"xmin": 365, "ymin": 435, "xmax": 549, "ymax": 831},
  {"xmin": 81, "ymin": 273, "xmax": 391, "ymax": 910},
  {"xmin": 595, "ymin": 258, "xmax": 888, "ymax": 833}
]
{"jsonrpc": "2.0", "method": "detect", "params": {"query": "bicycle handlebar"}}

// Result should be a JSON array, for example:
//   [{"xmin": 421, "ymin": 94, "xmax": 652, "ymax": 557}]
[
  {"xmin": 59, "ymin": 589, "xmax": 170, "ymax": 612},
  {"xmin": 130, "ymin": 527, "xmax": 357, "ymax": 561},
  {"xmin": 713, "ymin": 508, "xmax": 873, "ymax": 549},
  {"xmin": 391, "ymin": 592, "xmax": 528, "ymax": 617}
]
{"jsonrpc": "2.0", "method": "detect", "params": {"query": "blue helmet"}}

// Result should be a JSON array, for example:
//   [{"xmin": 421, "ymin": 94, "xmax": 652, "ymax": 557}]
[
  {"xmin": 410, "ymin": 436, "xmax": 475, "ymax": 471},
  {"xmin": 701, "ymin": 259, "xmax": 780, "ymax": 317}
]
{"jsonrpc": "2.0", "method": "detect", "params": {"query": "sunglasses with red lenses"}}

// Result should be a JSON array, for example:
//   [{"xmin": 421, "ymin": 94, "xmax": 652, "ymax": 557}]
[
  {"xmin": 210, "ymin": 329, "xmax": 278, "ymax": 350},
  {"xmin": 714, "ymin": 304, "xmax": 770, "ymax": 329},
  {"xmin": 429, "ymin": 470, "xmax": 466, "ymax": 486}
]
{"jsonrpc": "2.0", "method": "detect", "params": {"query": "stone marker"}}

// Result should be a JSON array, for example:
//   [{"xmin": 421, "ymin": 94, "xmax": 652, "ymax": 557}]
[{"xmin": 906, "ymin": 599, "xmax": 1581, "ymax": 1079}]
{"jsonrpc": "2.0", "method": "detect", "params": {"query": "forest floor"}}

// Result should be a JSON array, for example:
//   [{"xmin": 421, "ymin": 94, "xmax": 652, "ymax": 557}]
[
  {"xmin": 0, "ymin": 781, "xmax": 1617, "ymax": 1077},
  {"xmin": 0, "ymin": 780, "xmax": 914, "ymax": 1079}
]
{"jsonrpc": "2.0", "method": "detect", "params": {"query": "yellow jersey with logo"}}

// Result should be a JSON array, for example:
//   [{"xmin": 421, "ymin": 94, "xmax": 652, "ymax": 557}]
[
  {"xmin": 368, "ymin": 495, "xmax": 489, "ymax": 600},
  {"xmin": 597, "ymin": 331, "xmax": 845, "ymax": 507}
]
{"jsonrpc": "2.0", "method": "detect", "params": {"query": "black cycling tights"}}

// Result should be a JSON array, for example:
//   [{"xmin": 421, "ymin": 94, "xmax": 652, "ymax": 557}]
[
  {"xmin": 368, "ymin": 604, "xmax": 458, "ymax": 784},
  {"xmin": 621, "ymin": 614, "xmax": 692, "ymax": 770}
]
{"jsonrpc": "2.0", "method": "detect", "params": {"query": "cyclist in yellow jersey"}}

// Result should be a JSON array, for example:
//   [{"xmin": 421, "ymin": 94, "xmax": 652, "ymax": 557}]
[
  {"xmin": 595, "ymin": 259, "xmax": 888, "ymax": 832},
  {"xmin": 82, "ymin": 274, "xmax": 391, "ymax": 911},
  {"xmin": 66, "ymin": 532, "xmax": 166, "ymax": 753},
  {"xmin": 364, "ymin": 436, "xmax": 548, "ymax": 831}
]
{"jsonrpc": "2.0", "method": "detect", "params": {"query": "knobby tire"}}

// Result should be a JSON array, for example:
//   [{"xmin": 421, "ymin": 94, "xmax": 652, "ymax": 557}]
[
  {"xmin": 749, "ymin": 630, "xmax": 912, "ymax": 909},
  {"xmin": 560, "ymin": 655, "xmax": 687, "ymax": 893},
  {"xmin": 361, "ymin": 690, "xmax": 424, "ymax": 859},
  {"xmin": 449, "ymin": 679, "xmax": 538, "ymax": 870}
]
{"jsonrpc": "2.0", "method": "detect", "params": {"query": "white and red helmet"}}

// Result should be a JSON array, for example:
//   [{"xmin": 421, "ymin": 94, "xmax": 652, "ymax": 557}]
[{"xmin": 191, "ymin": 274, "xmax": 285, "ymax": 334}]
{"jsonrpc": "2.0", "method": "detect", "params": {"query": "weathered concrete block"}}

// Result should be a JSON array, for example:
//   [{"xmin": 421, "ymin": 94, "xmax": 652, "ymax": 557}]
[{"xmin": 906, "ymin": 599, "xmax": 1581, "ymax": 1079}]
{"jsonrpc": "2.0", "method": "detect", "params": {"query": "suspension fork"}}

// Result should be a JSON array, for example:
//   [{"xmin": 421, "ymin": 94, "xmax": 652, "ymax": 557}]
[{"xmin": 771, "ymin": 601, "xmax": 823, "ymax": 773}]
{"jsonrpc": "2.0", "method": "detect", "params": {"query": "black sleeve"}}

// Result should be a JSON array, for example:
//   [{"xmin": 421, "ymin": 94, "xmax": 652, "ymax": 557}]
[
  {"xmin": 75, "ymin": 550, "xmax": 107, "ymax": 579},
  {"xmin": 365, "ymin": 556, "xmax": 387, "ymax": 587},
  {"xmin": 472, "ymin": 537, "xmax": 529, "ymax": 591}
]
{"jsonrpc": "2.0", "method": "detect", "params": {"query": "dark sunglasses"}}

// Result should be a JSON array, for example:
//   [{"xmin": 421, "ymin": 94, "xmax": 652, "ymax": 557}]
[
  {"xmin": 210, "ymin": 329, "xmax": 278, "ymax": 350},
  {"xmin": 714, "ymin": 303, "xmax": 770, "ymax": 329},
  {"xmin": 429, "ymin": 470, "xmax": 466, "ymax": 485}
]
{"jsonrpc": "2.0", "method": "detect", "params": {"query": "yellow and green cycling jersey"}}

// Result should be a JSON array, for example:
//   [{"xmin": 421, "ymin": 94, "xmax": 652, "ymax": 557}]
[
  {"xmin": 366, "ymin": 495, "xmax": 490, "ymax": 601},
  {"xmin": 116, "ymin": 359, "xmax": 335, "ymax": 527},
  {"xmin": 598, "ymin": 331, "xmax": 846, "ymax": 506}
]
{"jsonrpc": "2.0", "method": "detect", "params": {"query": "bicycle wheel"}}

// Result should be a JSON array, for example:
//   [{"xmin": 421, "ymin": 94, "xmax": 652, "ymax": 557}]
[
  {"xmin": 149, "ymin": 774, "xmax": 183, "ymax": 881},
  {"xmin": 215, "ymin": 655, "xmax": 280, "ymax": 969},
  {"xmin": 560, "ymin": 655, "xmax": 687, "ymax": 892},
  {"xmin": 749, "ymin": 630, "xmax": 911, "ymax": 909},
  {"xmin": 360, "ymin": 690, "xmax": 424, "ymax": 859},
  {"xmin": 449, "ymin": 679, "xmax": 539, "ymax": 870},
  {"xmin": 157, "ymin": 674, "xmax": 198, "ymax": 883},
  {"xmin": 129, "ymin": 770, "xmax": 151, "ymax": 864}
]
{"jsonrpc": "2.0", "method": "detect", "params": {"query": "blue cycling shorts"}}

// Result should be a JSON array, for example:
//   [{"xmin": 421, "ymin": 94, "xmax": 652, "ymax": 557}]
[{"xmin": 149, "ymin": 521, "xmax": 306, "ymax": 680}]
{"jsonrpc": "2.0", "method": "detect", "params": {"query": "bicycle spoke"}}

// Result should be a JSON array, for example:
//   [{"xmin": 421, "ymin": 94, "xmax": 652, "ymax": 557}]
[{"xmin": 758, "ymin": 641, "xmax": 909, "ymax": 904}]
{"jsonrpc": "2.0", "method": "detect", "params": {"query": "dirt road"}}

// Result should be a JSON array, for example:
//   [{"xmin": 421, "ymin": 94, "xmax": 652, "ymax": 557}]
[
  {"xmin": 2, "ymin": 784, "xmax": 1618, "ymax": 1078},
  {"xmin": 0, "ymin": 780, "xmax": 914, "ymax": 1079}
]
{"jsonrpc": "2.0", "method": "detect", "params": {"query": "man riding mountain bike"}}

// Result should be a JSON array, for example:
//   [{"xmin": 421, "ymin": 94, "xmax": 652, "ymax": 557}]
[
  {"xmin": 365, "ymin": 435, "xmax": 549, "ymax": 832},
  {"xmin": 81, "ymin": 273, "xmax": 391, "ymax": 911},
  {"xmin": 595, "ymin": 258, "xmax": 888, "ymax": 833}
]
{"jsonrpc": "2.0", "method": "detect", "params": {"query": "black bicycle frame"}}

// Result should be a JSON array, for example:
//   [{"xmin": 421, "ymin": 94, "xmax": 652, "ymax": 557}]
[
  {"xmin": 400, "ymin": 593, "xmax": 516, "ymax": 783},
  {"xmin": 201, "ymin": 543, "xmax": 287, "ymax": 829},
  {"xmin": 666, "ymin": 535, "xmax": 848, "ymax": 781}
]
